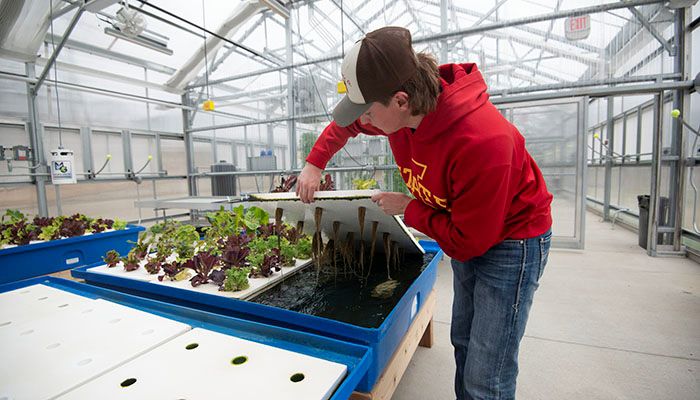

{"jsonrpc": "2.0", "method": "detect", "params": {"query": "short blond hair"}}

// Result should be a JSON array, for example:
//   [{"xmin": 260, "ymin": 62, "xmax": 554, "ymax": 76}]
[{"xmin": 381, "ymin": 52, "xmax": 440, "ymax": 116}]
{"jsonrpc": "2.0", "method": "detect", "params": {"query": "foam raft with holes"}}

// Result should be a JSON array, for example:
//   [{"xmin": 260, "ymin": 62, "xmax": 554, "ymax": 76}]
[
  {"xmin": 0, "ymin": 276, "xmax": 372, "ymax": 400},
  {"xmin": 0, "ymin": 225, "xmax": 144, "ymax": 285},
  {"xmin": 72, "ymin": 239, "xmax": 442, "ymax": 392}
]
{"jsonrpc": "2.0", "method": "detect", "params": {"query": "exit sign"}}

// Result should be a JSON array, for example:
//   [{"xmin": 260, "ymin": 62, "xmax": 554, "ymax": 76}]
[{"xmin": 565, "ymin": 15, "xmax": 591, "ymax": 41}]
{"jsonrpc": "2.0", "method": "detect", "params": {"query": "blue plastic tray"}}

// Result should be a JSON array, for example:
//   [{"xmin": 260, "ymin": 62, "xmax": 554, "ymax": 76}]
[
  {"xmin": 73, "ymin": 240, "xmax": 442, "ymax": 391},
  {"xmin": 0, "ymin": 225, "xmax": 144, "ymax": 285},
  {"xmin": 0, "ymin": 276, "xmax": 371, "ymax": 400}
]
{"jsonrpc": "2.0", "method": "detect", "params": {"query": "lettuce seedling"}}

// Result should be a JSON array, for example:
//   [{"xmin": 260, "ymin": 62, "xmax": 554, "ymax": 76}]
[
  {"xmin": 271, "ymin": 174, "xmax": 297, "ymax": 192},
  {"xmin": 90, "ymin": 218, "xmax": 114, "ymax": 233},
  {"xmin": 188, "ymin": 251, "xmax": 221, "ymax": 287},
  {"xmin": 223, "ymin": 267, "xmax": 251, "ymax": 291},
  {"xmin": 319, "ymin": 173, "xmax": 335, "ymax": 190},
  {"xmin": 249, "ymin": 254, "xmax": 280, "ymax": 278},
  {"xmin": 158, "ymin": 261, "xmax": 184, "ymax": 281},
  {"xmin": 38, "ymin": 223, "xmax": 59, "ymax": 241},
  {"xmin": 112, "ymin": 219, "xmax": 127, "ymax": 230},
  {"xmin": 102, "ymin": 250, "xmax": 121, "ymax": 268},
  {"xmin": 1, "ymin": 209, "xmax": 25, "ymax": 224},
  {"xmin": 282, "ymin": 224, "xmax": 301, "ymax": 244},
  {"xmin": 267, "ymin": 236, "xmax": 295, "ymax": 266},
  {"xmin": 121, "ymin": 253, "xmax": 140, "ymax": 272},
  {"xmin": 220, "ymin": 234, "xmax": 251, "ymax": 269},
  {"xmin": 32, "ymin": 216, "xmax": 54, "ymax": 229},
  {"xmin": 242, "ymin": 206, "xmax": 269, "ymax": 231},
  {"xmin": 3, "ymin": 220, "xmax": 37, "ymax": 245},
  {"xmin": 205, "ymin": 207, "xmax": 240, "ymax": 240},
  {"xmin": 59, "ymin": 217, "xmax": 87, "ymax": 238},
  {"xmin": 256, "ymin": 223, "xmax": 276, "ymax": 239},
  {"xmin": 295, "ymin": 236, "xmax": 313, "ymax": 259},
  {"xmin": 173, "ymin": 225, "xmax": 199, "ymax": 262},
  {"xmin": 127, "ymin": 233, "xmax": 150, "ymax": 262},
  {"xmin": 144, "ymin": 257, "xmax": 163, "ymax": 274},
  {"xmin": 208, "ymin": 269, "xmax": 226, "ymax": 287}
]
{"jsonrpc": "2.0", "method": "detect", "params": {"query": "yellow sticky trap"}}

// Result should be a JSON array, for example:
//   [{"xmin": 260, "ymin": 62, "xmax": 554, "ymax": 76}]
[
  {"xmin": 203, "ymin": 99, "xmax": 215, "ymax": 111},
  {"xmin": 337, "ymin": 81, "xmax": 347, "ymax": 94}
]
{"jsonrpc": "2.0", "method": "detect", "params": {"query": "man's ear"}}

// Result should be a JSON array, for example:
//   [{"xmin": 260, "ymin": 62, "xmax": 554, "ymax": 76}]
[{"xmin": 394, "ymin": 91, "xmax": 410, "ymax": 110}]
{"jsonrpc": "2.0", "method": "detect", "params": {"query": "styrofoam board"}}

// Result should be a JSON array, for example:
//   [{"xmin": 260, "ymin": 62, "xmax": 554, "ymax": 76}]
[
  {"xmin": 86, "ymin": 258, "xmax": 312, "ymax": 300},
  {"xmin": 149, "ymin": 258, "xmax": 312, "ymax": 300},
  {"xmin": 86, "ymin": 262, "xmax": 156, "ymax": 282},
  {"xmin": 250, "ymin": 189, "xmax": 381, "ymax": 201},
  {"xmin": 58, "ymin": 327, "xmax": 347, "ymax": 400},
  {"xmin": 0, "ymin": 290, "xmax": 191, "ymax": 400},
  {"xmin": 245, "ymin": 192, "xmax": 424, "ymax": 254},
  {"xmin": 0, "ymin": 284, "xmax": 96, "ymax": 327}
]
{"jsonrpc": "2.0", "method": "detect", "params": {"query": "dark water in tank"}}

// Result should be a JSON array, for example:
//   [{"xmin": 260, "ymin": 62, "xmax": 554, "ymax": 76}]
[{"xmin": 249, "ymin": 252, "xmax": 435, "ymax": 329}]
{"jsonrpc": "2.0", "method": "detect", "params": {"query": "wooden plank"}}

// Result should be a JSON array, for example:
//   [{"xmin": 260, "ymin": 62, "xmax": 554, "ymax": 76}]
[
  {"xmin": 49, "ymin": 269, "xmax": 81, "ymax": 281},
  {"xmin": 350, "ymin": 290, "xmax": 437, "ymax": 400},
  {"xmin": 349, "ymin": 392, "xmax": 373, "ymax": 400},
  {"xmin": 419, "ymin": 318, "xmax": 434, "ymax": 348}
]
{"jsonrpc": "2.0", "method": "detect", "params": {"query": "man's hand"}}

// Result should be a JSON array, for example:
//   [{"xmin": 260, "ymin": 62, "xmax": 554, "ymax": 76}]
[
  {"xmin": 296, "ymin": 163, "xmax": 322, "ymax": 203},
  {"xmin": 371, "ymin": 192, "xmax": 413, "ymax": 215}
]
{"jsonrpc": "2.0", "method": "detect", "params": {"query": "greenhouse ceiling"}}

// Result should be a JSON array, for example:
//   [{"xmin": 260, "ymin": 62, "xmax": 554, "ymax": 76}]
[{"xmin": 0, "ymin": 0, "xmax": 676, "ymax": 118}]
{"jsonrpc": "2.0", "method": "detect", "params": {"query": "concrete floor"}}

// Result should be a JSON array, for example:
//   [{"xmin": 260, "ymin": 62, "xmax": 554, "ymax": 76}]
[{"xmin": 392, "ymin": 211, "xmax": 700, "ymax": 400}]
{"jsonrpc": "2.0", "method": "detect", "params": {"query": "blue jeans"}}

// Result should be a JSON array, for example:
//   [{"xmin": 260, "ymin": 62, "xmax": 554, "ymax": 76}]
[{"xmin": 451, "ymin": 229, "xmax": 551, "ymax": 400}]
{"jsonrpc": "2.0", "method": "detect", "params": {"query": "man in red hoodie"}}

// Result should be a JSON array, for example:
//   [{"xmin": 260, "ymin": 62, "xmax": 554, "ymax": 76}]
[{"xmin": 296, "ymin": 27, "xmax": 553, "ymax": 400}]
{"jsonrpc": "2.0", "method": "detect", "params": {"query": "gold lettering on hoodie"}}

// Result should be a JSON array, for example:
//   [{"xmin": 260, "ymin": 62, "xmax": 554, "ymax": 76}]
[{"xmin": 400, "ymin": 159, "xmax": 449, "ymax": 211}]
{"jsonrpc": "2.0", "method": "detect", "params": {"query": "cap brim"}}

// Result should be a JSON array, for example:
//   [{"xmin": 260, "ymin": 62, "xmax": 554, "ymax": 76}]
[{"xmin": 332, "ymin": 96, "xmax": 371, "ymax": 127}]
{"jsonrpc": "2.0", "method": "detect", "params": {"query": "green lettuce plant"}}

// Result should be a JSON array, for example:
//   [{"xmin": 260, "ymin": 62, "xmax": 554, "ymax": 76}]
[
  {"xmin": 223, "ymin": 267, "xmax": 251, "ymax": 291},
  {"xmin": 39, "ymin": 224, "xmax": 60, "ymax": 241},
  {"xmin": 112, "ymin": 219, "xmax": 127, "ymax": 230}
]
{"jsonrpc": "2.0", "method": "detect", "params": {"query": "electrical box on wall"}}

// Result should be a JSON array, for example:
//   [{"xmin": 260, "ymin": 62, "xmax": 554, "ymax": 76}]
[
  {"xmin": 13, "ymin": 145, "xmax": 32, "ymax": 161},
  {"xmin": 49, "ymin": 148, "xmax": 77, "ymax": 185},
  {"xmin": 1, "ymin": 145, "xmax": 34, "ymax": 162}
]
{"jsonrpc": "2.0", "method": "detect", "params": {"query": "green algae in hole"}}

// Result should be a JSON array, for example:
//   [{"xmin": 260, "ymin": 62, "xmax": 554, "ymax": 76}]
[
  {"xmin": 120, "ymin": 378, "xmax": 137, "ymax": 387},
  {"xmin": 231, "ymin": 356, "xmax": 248, "ymax": 365},
  {"xmin": 185, "ymin": 343, "xmax": 199, "ymax": 350},
  {"xmin": 290, "ymin": 373, "xmax": 305, "ymax": 382}
]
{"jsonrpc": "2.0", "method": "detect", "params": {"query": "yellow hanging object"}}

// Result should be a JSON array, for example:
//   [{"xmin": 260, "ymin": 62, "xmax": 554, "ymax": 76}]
[
  {"xmin": 337, "ymin": 81, "xmax": 347, "ymax": 94},
  {"xmin": 202, "ymin": 99, "xmax": 215, "ymax": 111}
]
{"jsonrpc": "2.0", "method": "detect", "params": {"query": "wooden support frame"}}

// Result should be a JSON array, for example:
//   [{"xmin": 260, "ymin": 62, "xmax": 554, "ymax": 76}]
[{"xmin": 350, "ymin": 290, "xmax": 437, "ymax": 400}]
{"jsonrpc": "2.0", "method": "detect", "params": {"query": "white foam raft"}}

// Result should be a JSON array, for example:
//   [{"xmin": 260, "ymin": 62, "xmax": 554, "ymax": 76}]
[{"xmin": 0, "ymin": 284, "xmax": 347, "ymax": 400}]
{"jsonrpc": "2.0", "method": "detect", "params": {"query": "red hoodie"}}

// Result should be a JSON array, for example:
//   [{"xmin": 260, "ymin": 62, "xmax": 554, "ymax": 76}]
[{"xmin": 306, "ymin": 63, "xmax": 552, "ymax": 262}]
